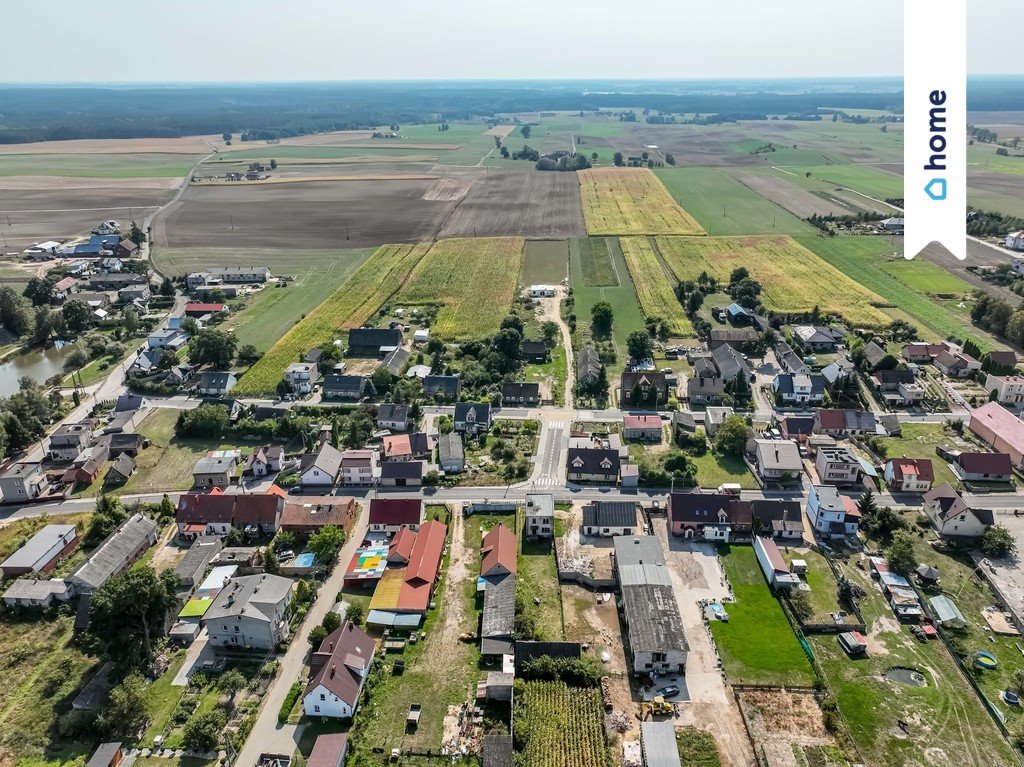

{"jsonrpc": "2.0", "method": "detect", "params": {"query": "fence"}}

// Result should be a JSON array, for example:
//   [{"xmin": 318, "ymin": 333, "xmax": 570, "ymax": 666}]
[{"xmin": 552, "ymin": 534, "xmax": 618, "ymax": 591}]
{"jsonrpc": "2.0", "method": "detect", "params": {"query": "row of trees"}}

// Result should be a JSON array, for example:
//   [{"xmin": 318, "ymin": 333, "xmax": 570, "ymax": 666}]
[{"xmin": 0, "ymin": 377, "xmax": 62, "ymax": 459}]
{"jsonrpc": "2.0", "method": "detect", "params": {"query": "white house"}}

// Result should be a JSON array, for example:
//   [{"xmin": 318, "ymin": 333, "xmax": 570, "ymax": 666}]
[
  {"xmin": 805, "ymin": 484, "xmax": 860, "ymax": 539},
  {"xmin": 524, "ymin": 493, "xmax": 554, "ymax": 538},
  {"xmin": 986, "ymin": 374, "xmax": 1024, "ymax": 407},
  {"xmin": 923, "ymin": 483, "xmax": 994, "ymax": 538},
  {"xmin": 303, "ymin": 621, "xmax": 375, "ymax": 719},
  {"xmin": 300, "ymin": 444, "xmax": 343, "ymax": 486},
  {"xmin": 376, "ymin": 404, "xmax": 410, "ymax": 431},
  {"xmin": 527, "ymin": 285, "xmax": 557, "ymax": 297},
  {"xmin": 1006, "ymin": 233, "xmax": 1024, "ymax": 252},
  {"xmin": 753, "ymin": 536, "xmax": 800, "ymax": 589},
  {"xmin": 883, "ymin": 457, "xmax": 934, "ymax": 493},
  {"xmin": 284, "ymin": 363, "xmax": 320, "ymax": 395},
  {"xmin": 0, "ymin": 463, "xmax": 50, "ymax": 504}
]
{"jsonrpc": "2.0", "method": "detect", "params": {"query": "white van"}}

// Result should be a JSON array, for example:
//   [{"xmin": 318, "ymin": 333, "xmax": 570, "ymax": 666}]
[{"xmin": 717, "ymin": 483, "xmax": 742, "ymax": 496}]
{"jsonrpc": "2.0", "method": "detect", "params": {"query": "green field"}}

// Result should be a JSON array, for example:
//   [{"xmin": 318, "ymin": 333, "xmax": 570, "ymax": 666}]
[
  {"xmin": 578, "ymin": 236, "xmax": 618, "ymax": 287},
  {"xmin": 207, "ymin": 145, "xmax": 445, "ymax": 161},
  {"xmin": 619, "ymin": 237, "xmax": 692, "ymax": 336},
  {"xmin": 796, "ymin": 236, "xmax": 1002, "ymax": 352},
  {"xmin": 967, "ymin": 144, "xmax": 1024, "ymax": 176},
  {"xmin": 0, "ymin": 153, "xmax": 201, "ymax": 178},
  {"xmin": 878, "ymin": 258, "xmax": 974, "ymax": 296},
  {"xmin": 656, "ymin": 167, "xmax": 813, "ymax": 235},
  {"xmin": 709, "ymin": 545, "xmax": 815, "ymax": 687},
  {"xmin": 522, "ymin": 239, "xmax": 569, "ymax": 285},
  {"xmin": 569, "ymin": 237, "xmax": 645, "ymax": 379},
  {"xmin": 689, "ymin": 450, "xmax": 757, "ymax": 490},
  {"xmin": 785, "ymin": 164, "xmax": 905, "ymax": 200}
]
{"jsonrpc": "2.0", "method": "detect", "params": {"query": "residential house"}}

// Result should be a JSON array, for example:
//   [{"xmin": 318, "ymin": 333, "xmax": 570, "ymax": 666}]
[
  {"xmin": 203, "ymin": 397, "xmax": 242, "ymax": 422},
  {"xmin": 879, "ymin": 216, "xmax": 905, "ymax": 232},
  {"xmin": 306, "ymin": 733, "xmax": 349, "ymax": 767},
  {"xmin": 502, "ymin": 382, "xmax": 540, "ymax": 405},
  {"xmin": 566, "ymin": 447, "xmax": 620, "ymax": 483},
  {"xmin": 520, "ymin": 340, "xmax": 550, "ymax": 363},
  {"xmin": 104, "ymin": 454, "xmax": 135, "ymax": 485},
  {"xmin": 114, "ymin": 393, "xmax": 149, "ymax": 413},
  {"xmin": 613, "ymin": 536, "xmax": 688, "ymax": 675},
  {"xmin": 245, "ymin": 445, "xmax": 284, "ymax": 477},
  {"xmin": 0, "ymin": 524, "xmax": 78, "ymax": 577},
  {"xmin": 197, "ymin": 372, "xmax": 237, "ymax": 397},
  {"xmin": 437, "ymin": 432, "xmax": 465, "ymax": 474},
  {"xmin": 620, "ymin": 371, "xmax": 668, "ymax": 407},
  {"xmin": 793, "ymin": 325, "xmax": 844, "ymax": 352},
  {"xmin": 672, "ymin": 410, "xmax": 697, "ymax": 434},
  {"xmin": 454, "ymin": 403, "xmax": 492, "ymax": 435},
  {"xmin": 754, "ymin": 536, "xmax": 801, "ymax": 589},
  {"xmin": 365, "ymin": 520, "xmax": 447, "ymax": 627},
  {"xmin": 935, "ymin": 349, "xmax": 981, "ymax": 378},
  {"xmin": 861, "ymin": 340, "xmax": 888, "ymax": 370},
  {"xmin": 524, "ymin": 493, "xmax": 554, "ymax": 538},
  {"xmin": 174, "ymin": 536, "xmax": 222, "ymax": 590},
  {"xmin": 711, "ymin": 344, "xmax": 753, "ymax": 382},
  {"xmin": 340, "ymin": 450, "xmax": 376, "ymax": 485},
  {"xmin": 753, "ymin": 440, "xmax": 803, "ymax": 483},
  {"xmin": 204, "ymin": 573, "xmax": 293, "ymax": 650},
  {"xmin": 576, "ymin": 346, "xmax": 602, "ymax": 385},
  {"xmin": 422, "ymin": 374, "xmax": 461, "ymax": 400},
  {"xmin": 923, "ymin": 484, "xmax": 994, "ymax": 538},
  {"xmin": 704, "ymin": 406, "xmax": 734, "ymax": 437},
  {"xmin": 582, "ymin": 501, "xmax": 638, "ymax": 537},
  {"xmin": 775, "ymin": 341, "xmax": 810, "ymax": 375},
  {"xmin": 480, "ymin": 524, "xmax": 516, "ymax": 578},
  {"xmin": 381, "ymin": 347, "xmax": 410, "ymax": 376},
  {"xmin": 779, "ymin": 416, "xmax": 814, "ymax": 442},
  {"xmin": 379, "ymin": 461, "xmax": 423, "ymax": 487},
  {"xmin": 206, "ymin": 266, "xmax": 272, "ymax": 284},
  {"xmin": 347, "ymin": 328, "xmax": 402, "ymax": 357},
  {"xmin": 146, "ymin": 330, "xmax": 189, "ymax": 351},
  {"xmin": 986, "ymin": 374, "xmax": 1024, "ymax": 406},
  {"xmin": 284, "ymin": 363, "xmax": 320, "ymax": 395},
  {"xmin": 117, "ymin": 284, "xmax": 150, "ymax": 305},
  {"xmin": 61, "ymin": 447, "xmax": 107, "ymax": 486},
  {"xmin": 280, "ymin": 497, "xmax": 357, "ymax": 536},
  {"xmin": 302, "ymin": 621, "xmax": 374, "ymax": 718},
  {"xmin": 300, "ymin": 443, "xmax": 343, "ymax": 487},
  {"xmin": 184, "ymin": 302, "xmax": 227, "ymax": 318},
  {"xmin": 368, "ymin": 498, "xmax": 423, "ymax": 534},
  {"xmin": 52, "ymin": 276, "xmax": 79, "ymax": 303},
  {"xmin": 113, "ymin": 239, "xmax": 138, "ymax": 259},
  {"xmin": 323, "ymin": 374, "xmax": 370, "ymax": 401},
  {"xmin": 2, "ymin": 578, "xmax": 73, "ymax": 608},
  {"xmin": 88, "ymin": 274, "xmax": 144, "ymax": 291},
  {"xmin": 192, "ymin": 451, "xmax": 240, "ymax": 488},
  {"xmin": 985, "ymin": 350, "xmax": 1018, "ymax": 372},
  {"xmin": 382, "ymin": 433, "xmax": 431, "ymax": 462},
  {"xmin": 85, "ymin": 743, "xmax": 123, "ymax": 767},
  {"xmin": 950, "ymin": 452, "xmax": 1013, "ymax": 483},
  {"xmin": 48, "ymin": 421, "xmax": 95, "ymax": 462},
  {"xmin": 805, "ymin": 485, "xmax": 860, "ymax": 539},
  {"xmin": 773, "ymin": 374, "xmax": 826, "ymax": 405},
  {"xmin": 902, "ymin": 342, "xmax": 946, "ymax": 364},
  {"xmin": 814, "ymin": 446, "xmax": 861, "ymax": 486},
  {"xmin": 233, "ymin": 494, "xmax": 285, "ymax": 535},
  {"xmin": 970, "ymin": 402, "xmax": 1024, "ymax": 466},
  {"xmin": 376, "ymin": 404, "xmax": 411, "ymax": 431},
  {"xmin": 66, "ymin": 513, "xmax": 158, "ymax": 593},
  {"xmin": 622, "ymin": 415, "xmax": 662, "ymax": 442},
  {"xmin": 480, "ymin": 576, "xmax": 516, "ymax": 658},
  {"xmin": 0, "ymin": 463, "xmax": 50, "ymax": 504},
  {"xmin": 813, "ymin": 408, "xmax": 877, "ymax": 437},
  {"xmin": 884, "ymin": 457, "xmax": 934, "ymax": 493},
  {"xmin": 821, "ymin": 358, "xmax": 856, "ymax": 386},
  {"xmin": 1006, "ymin": 232, "xmax": 1024, "ymax": 251},
  {"xmin": 709, "ymin": 327, "xmax": 758, "ymax": 350},
  {"xmin": 686, "ymin": 358, "xmax": 724, "ymax": 406}
]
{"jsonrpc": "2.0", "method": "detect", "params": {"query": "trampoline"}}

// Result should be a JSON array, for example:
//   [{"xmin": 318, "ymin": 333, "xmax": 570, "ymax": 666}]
[{"xmin": 975, "ymin": 651, "xmax": 998, "ymax": 670}]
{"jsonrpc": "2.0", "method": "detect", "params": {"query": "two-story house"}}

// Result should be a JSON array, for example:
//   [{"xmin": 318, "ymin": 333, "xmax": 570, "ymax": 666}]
[
  {"xmin": 814, "ymin": 446, "xmax": 861, "ymax": 486},
  {"xmin": 340, "ymin": 450, "xmax": 376, "ymax": 485},
  {"xmin": 986, "ymin": 374, "xmax": 1024, "ymax": 407},
  {"xmin": 367, "ymin": 498, "xmax": 423, "ymax": 534},
  {"xmin": 686, "ymin": 358, "xmax": 724, "ymax": 407},
  {"xmin": 203, "ymin": 574, "xmax": 293, "ymax": 651},
  {"xmin": 922, "ymin": 483, "xmax": 994, "ymax": 538},
  {"xmin": 772, "ymin": 374, "xmax": 825, "ymax": 405},
  {"xmin": 454, "ymin": 403, "xmax": 492, "ymax": 435},
  {"xmin": 620, "ymin": 371, "xmax": 668, "ymax": 408},
  {"xmin": 0, "ymin": 463, "xmax": 50, "ymax": 503},
  {"xmin": 284, "ymin": 363, "xmax": 320, "ymax": 395},
  {"xmin": 302, "ymin": 621, "xmax": 375, "ymax": 718},
  {"xmin": 805, "ymin": 484, "xmax": 860, "ymax": 539},
  {"xmin": 48, "ymin": 421, "xmax": 96, "ymax": 462},
  {"xmin": 883, "ymin": 457, "xmax": 934, "ymax": 493}
]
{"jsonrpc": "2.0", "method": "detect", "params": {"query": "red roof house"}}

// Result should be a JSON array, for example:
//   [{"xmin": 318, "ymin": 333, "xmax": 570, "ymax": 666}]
[
  {"xmin": 480, "ymin": 523, "xmax": 516, "ymax": 578},
  {"xmin": 368, "ymin": 498, "xmax": 424, "ymax": 532},
  {"xmin": 397, "ymin": 519, "xmax": 447, "ymax": 612},
  {"xmin": 884, "ymin": 457, "xmax": 935, "ymax": 493}
]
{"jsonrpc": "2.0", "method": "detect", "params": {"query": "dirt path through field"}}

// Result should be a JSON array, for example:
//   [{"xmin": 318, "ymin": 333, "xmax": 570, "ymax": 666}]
[
  {"xmin": 537, "ymin": 286, "xmax": 575, "ymax": 409},
  {"xmin": 436, "ymin": 505, "xmax": 473, "ymax": 653}
]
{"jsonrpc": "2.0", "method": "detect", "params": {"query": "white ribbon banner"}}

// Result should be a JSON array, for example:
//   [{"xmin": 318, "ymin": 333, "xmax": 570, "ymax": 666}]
[{"xmin": 904, "ymin": 0, "xmax": 967, "ymax": 261}]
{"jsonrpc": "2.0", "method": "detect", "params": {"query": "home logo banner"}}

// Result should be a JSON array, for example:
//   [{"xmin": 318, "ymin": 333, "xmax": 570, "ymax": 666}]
[{"xmin": 904, "ymin": 0, "xmax": 966, "ymax": 260}]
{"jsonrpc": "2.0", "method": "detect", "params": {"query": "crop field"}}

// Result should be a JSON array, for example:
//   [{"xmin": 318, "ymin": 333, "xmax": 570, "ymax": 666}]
[
  {"xmin": 0, "ymin": 152, "xmax": 203, "ymax": 178},
  {"xmin": 785, "ymin": 164, "xmax": 905, "ymax": 200},
  {"xmin": 796, "ymin": 236, "xmax": 999, "ymax": 351},
  {"xmin": 728, "ymin": 169, "xmax": 854, "ymax": 219},
  {"xmin": 577, "ymin": 167, "xmax": 705, "ymax": 236},
  {"xmin": 710, "ymin": 545, "xmax": 816, "ymax": 687},
  {"xmin": 395, "ymin": 237, "xmax": 524, "ymax": 339},
  {"xmin": 235, "ymin": 242, "xmax": 429, "ymax": 394},
  {"xmin": 522, "ymin": 239, "xmax": 569, "ymax": 285},
  {"xmin": 655, "ymin": 167, "xmax": 813, "ymax": 236},
  {"xmin": 878, "ymin": 258, "xmax": 974, "ymax": 295},
  {"xmin": 158, "ymin": 179, "xmax": 458, "ymax": 249},
  {"xmin": 578, "ymin": 236, "xmax": 618, "ymax": 287},
  {"xmin": 436, "ymin": 170, "xmax": 585, "ymax": 239},
  {"xmin": 657, "ymin": 235, "xmax": 892, "ymax": 327},
  {"xmin": 513, "ymin": 681, "xmax": 608, "ymax": 767},
  {"xmin": 618, "ymin": 237, "xmax": 692, "ymax": 336}
]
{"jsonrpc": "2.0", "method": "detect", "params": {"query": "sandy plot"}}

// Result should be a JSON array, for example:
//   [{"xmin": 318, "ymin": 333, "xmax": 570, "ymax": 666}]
[
  {"xmin": 422, "ymin": 177, "xmax": 471, "ymax": 201},
  {"xmin": 485, "ymin": 125, "xmax": 516, "ymax": 137},
  {"xmin": 729, "ymin": 169, "xmax": 851, "ymax": 218},
  {"xmin": 216, "ymin": 130, "xmax": 375, "ymax": 149},
  {"xmin": 344, "ymin": 142, "xmax": 463, "ymax": 151},
  {"xmin": 0, "ymin": 176, "xmax": 180, "ymax": 190},
  {"xmin": 193, "ymin": 174, "xmax": 439, "ymax": 186},
  {"xmin": 437, "ymin": 170, "xmax": 585, "ymax": 239},
  {"xmin": 0, "ymin": 135, "xmax": 217, "ymax": 155},
  {"xmin": 159, "ymin": 178, "xmax": 458, "ymax": 249}
]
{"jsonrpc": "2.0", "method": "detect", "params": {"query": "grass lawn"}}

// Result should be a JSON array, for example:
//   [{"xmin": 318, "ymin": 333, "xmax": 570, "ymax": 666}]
[
  {"xmin": 878, "ymin": 258, "xmax": 974, "ymax": 296},
  {"xmin": 676, "ymin": 727, "xmax": 723, "ymax": 767},
  {"xmin": 577, "ymin": 235, "xmax": 619, "ymax": 287},
  {"xmin": 569, "ymin": 236, "xmax": 645, "ymax": 381},
  {"xmin": 523, "ymin": 343, "xmax": 567, "ymax": 407},
  {"xmin": 517, "ymin": 520, "xmax": 564, "ymax": 642},
  {"xmin": 710, "ymin": 544, "xmax": 815, "ymax": 687},
  {"xmin": 809, "ymin": 540, "xmax": 1017, "ymax": 767},
  {"xmin": 784, "ymin": 548, "xmax": 853, "ymax": 624},
  {"xmin": 655, "ymin": 167, "xmax": 813, "ymax": 236},
  {"xmin": 875, "ymin": 423, "xmax": 961, "ymax": 489},
  {"xmin": 689, "ymin": 447, "xmax": 757, "ymax": 490},
  {"xmin": 522, "ymin": 240, "xmax": 569, "ymax": 286}
]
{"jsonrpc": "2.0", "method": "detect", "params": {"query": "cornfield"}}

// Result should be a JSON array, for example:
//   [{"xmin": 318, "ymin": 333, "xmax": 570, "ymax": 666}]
[
  {"xmin": 395, "ymin": 236, "xmax": 524, "ymax": 340},
  {"xmin": 513, "ymin": 681, "xmax": 609, "ymax": 767},
  {"xmin": 656, "ymin": 235, "xmax": 893, "ymax": 328},
  {"xmin": 578, "ymin": 167, "xmax": 705, "ymax": 236},
  {"xmin": 233, "ymin": 243, "xmax": 430, "ymax": 395},
  {"xmin": 619, "ymin": 236, "xmax": 693, "ymax": 336}
]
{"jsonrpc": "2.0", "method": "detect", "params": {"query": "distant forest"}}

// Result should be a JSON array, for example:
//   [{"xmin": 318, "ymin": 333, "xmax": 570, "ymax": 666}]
[{"xmin": 0, "ymin": 78, "xmax": 1022, "ymax": 144}]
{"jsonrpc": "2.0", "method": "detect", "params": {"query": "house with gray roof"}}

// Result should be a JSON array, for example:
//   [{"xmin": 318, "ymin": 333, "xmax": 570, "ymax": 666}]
[
  {"xmin": 300, "ymin": 443, "xmax": 343, "ymax": 487},
  {"xmin": 437, "ymin": 432, "xmax": 465, "ymax": 474},
  {"xmin": 203, "ymin": 573, "xmax": 294, "ymax": 650},
  {"xmin": 197, "ymin": 372, "xmax": 237, "ymax": 397},
  {"xmin": 175, "ymin": 535, "xmax": 222, "ymax": 590},
  {"xmin": 481, "ymin": 573, "xmax": 516, "ymax": 657},
  {"xmin": 0, "ymin": 524, "xmax": 78, "ymax": 577},
  {"xmin": 347, "ymin": 327, "xmax": 402, "ymax": 357},
  {"xmin": 2, "ymin": 578, "xmax": 73, "ymax": 608},
  {"xmin": 753, "ymin": 440, "xmax": 803, "ymax": 483},
  {"xmin": 454, "ymin": 403, "xmax": 492, "ymax": 435},
  {"xmin": 423, "ymin": 374, "xmax": 461, "ymax": 400},
  {"xmin": 712, "ymin": 344, "xmax": 753, "ymax": 382},
  {"xmin": 323, "ymin": 374, "xmax": 370, "ymax": 401},
  {"xmin": 192, "ymin": 451, "xmax": 240, "ymax": 488},
  {"xmin": 576, "ymin": 346, "xmax": 602, "ymax": 384},
  {"xmin": 66, "ymin": 513, "xmax": 158, "ymax": 594},
  {"xmin": 582, "ymin": 501, "xmax": 639, "ymax": 537}
]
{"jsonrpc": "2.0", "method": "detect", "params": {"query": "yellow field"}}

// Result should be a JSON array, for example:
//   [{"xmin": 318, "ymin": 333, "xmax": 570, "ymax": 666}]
[
  {"xmin": 619, "ymin": 237, "xmax": 693, "ymax": 336},
  {"xmin": 396, "ymin": 237, "xmax": 524, "ymax": 339},
  {"xmin": 656, "ymin": 236, "xmax": 892, "ymax": 327},
  {"xmin": 234, "ymin": 243, "xmax": 430, "ymax": 395},
  {"xmin": 578, "ymin": 167, "xmax": 705, "ymax": 236}
]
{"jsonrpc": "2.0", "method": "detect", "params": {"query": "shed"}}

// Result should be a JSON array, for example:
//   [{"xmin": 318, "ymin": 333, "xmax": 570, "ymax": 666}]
[
  {"xmin": 930, "ymin": 595, "xmax": 967, "ymax": 628},
  {"xmin": 640, "ymin": 721, "xmax": 682, "ymax": 767}
]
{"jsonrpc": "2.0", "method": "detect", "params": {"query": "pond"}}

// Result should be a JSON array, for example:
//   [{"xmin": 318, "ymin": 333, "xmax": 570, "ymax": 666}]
[
  {"xmin": 0, "ymin": 341, "xmax": 75, "ymax": 397},
  {"xmin": 885, "ymin": 667, "xmax": 927, "ymax": 687}
]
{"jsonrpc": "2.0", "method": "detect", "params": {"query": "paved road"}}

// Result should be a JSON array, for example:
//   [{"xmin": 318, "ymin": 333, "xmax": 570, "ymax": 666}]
[{"xmin": 233, "ymin": 509, "xmax": 369, "ymax": 767}]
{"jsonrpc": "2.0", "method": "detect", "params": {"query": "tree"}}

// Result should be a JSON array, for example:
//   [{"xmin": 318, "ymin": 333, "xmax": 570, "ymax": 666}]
[
  {"xmin": 160, "ymin": 276, "xmax": 175, "ymax": 297},
  {"xmin": 591, "ymin": 301, "xmax": 613, "ymax": 335},
  {"xmin": 591, "ymin": 151, "xmax": 598, "ymax": 161},
  {"xmin": 182, "ymin": 710, "xmax": 226, "ymax": 751},
  {"xmin": 270, "ymin": 159, "xmax": 278, "ymax": 170},
  {"xmin": 322, "ymin": 610, "xmax": 342, "ymax": 634},
  {"xmin": 90, "ymin": 565, "xmax": 180, "ymax": 663},
  {"xmin": 308, "ymin": 525, "xmax": 346, "ymax": 565},
  {"xmin": 982, "ymin": 525, "xmax": 1017, "ymax": 559},
  {"xmin": 309, "ymin": 625, "xmax": 328, "ymax": 646},
  {"xmin": 218, "ymin": 670, "xmax": 247, "ymax": 708},
  {"xmin": 371, "ymin": 366, "xmax": 394, "ymax": 395},
  {"xmin": 62, "ymin": 300, "xmax": 93, "ymax": 333},
  {"xmin": 789, "ymin": 589, "xmax": 813, "ymax": 621},
  {"xmin": 613, "ymin": 151, "xmax": 624, "ymax": 167},
  {"xmin": 122, "ymin": 307, "xmax": 140, "ymax": 336},
  {"xmin": 520, "ymin": 125, "xmax": 531, "ymax": 139},
  {"xmin": 714, "ymin": 415, "xmax": 749, "ymax": 457},
  {"xmin": 23, "ymin": 276, "xmax": 56, "ymax": 307},
  {"xmin": 625, "ymin": 330, "xmax": 653, "ymax": 362},
  {"xmin": 856, "ymin": 488, "xmax": 878, "ymax": 518},
  {"xmin": 0, "ymin": 285, "xmax": 34, "ymax": 337},
  {"xmin": 664, "ymin": 152, "xmax": 676, "ymax": 166},
  {"xmin": 84, "ymin": 494, "xmax": 129, "ymax": 547},
  {"xmin": 189, "ymin": 329, "xmax": 237, "ymax": 368},
  {"xmin": 159, "ymin": 493, "xmax": 175, "ymax": 518},
  {"xmin": 222, "ymin": 132, "xmax": 232, "ymax": 142},
  {"xmin": 235, "ymin": 344, "xmax": 260, "ymax": 366},
  {"xmin": 97, "ymin": 674, "xmax": 150, "ymax": 739},
  {"xmin": 346, "ymin": 601, "xmax": 366, "ymax": 626},
  {"xmin": 886, "ymin": 532, "xmax": 917, "ymax": 576},
  {"xmin": 175, "ymin": 404, "xmax": 230, "ymax": 439},
  {"xmin": 540, "ymin": 320, "xmax": 559, "ymax": 346},
  {"xmin": 128, "ymin": 222, "xmax": 146, "ymax": 245},
  {"xmin": 263, "ymin": 546, "xmax": 280, "ymax": 574}
]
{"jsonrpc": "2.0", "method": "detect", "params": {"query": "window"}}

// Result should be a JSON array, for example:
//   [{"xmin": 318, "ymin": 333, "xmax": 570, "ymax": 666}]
[
  {"xmin": 320, "ymin": 693, "xmax": 325, "ymax": 701},
  {"xmin": 314, "ymin": 705, "xmax": 320, "ymax": 713}
]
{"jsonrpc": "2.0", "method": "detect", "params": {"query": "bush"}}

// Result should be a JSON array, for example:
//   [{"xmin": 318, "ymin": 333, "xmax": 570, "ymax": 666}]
[
  {"xmin": 278, "ymin": 682, "xmax": 303, "ymax": 722},
  {"xmin": 519, "ymin": 655, "xmax": 603, "ymax": 688}
]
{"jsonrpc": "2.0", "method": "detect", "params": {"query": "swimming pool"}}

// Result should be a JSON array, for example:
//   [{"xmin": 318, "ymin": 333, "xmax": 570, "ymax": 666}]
[{"xmin": 294, "ymin": 552, "xmax": 316, "ymax": 568}]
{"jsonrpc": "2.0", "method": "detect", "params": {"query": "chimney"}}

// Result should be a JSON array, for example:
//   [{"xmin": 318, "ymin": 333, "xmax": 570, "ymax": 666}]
[{"xmin": 330, "ymin": 664, "xmax": 336, "ymax": 678}]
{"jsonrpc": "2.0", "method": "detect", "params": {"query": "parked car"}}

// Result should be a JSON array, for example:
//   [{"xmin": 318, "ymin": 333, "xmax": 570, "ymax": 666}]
[{"xmin": 658, "ymin": 685, "xmax": 680, "ymax": 698}]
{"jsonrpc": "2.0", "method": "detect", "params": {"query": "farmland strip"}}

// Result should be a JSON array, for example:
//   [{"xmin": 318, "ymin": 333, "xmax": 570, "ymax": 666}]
[
  {"xmin": 578, "ymin": 167, "xmax": 705, "ymax": 236},
  {"xmin": 619, "ymin": 236, "xmax": 693, "ymax": 336}
]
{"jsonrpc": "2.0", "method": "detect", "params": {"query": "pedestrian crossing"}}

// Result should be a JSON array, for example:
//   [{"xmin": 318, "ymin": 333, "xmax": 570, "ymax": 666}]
[
  {"xmin": 546, "ymin": 420, "xmax": 566, "ymax": 429},
  {"xmin": 532, "ymin": 475, "xmax": 560, "ymax": 486}
]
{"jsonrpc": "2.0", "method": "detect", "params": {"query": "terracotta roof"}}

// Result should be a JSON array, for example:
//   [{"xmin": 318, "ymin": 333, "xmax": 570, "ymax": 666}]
[
  {"xmin": 304, "ymin": 621, "xmax": 374, "ymax": 706},
  {"xmin": 758, "ymin": 537, "xmax": 790, "ymax": 573},
  {"xmin": 184, "ymin": 302, "xmax": 226, "ymax": 313},
  {"xmin": 388, "ymin": 527, "xmax": 416, "ymax": 562},
  {"xmin": 623, "ymin": 415, "xmax": 661, "ymax": 430},
  {"xmin": 281, "ymin": 497, "xmax": 356, "ymax": 529},
  {"xmin": 889, "ymin": 457, "xmax": 934, "ymax": 483},
  {"xmin": 175, "ymin": 492, "xmax": 283, "ymax": 526},
  {"xmin": 382, "ymin": 434, "xmax": 412, "ymax": 458},
  {"xmin": 368, "ymin": 498, "xmax": 423, "ymax": 527},
  {"xmin": 397, "ymin": 520, "xmax": 447, "ymax": 612},
  {"xmin": 972, "ymin": 402, "xmax": 1024, "ymax": 457},
  {"xmin": 481, "ymin": 524, "xmax": 517, "ymax": 577},
  {"xmin": 815, "ymin": 408, "xmax": 847, "ymax": 431},
  {"xmin": 307, "ymin": 734, "xmax": 349, "ymax": 767}
]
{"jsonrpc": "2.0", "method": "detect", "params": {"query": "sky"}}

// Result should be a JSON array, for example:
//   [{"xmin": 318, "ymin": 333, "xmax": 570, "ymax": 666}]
[{"xmin": 1, "ymin": 0, "xmax": 1018, "ymax": 83}]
